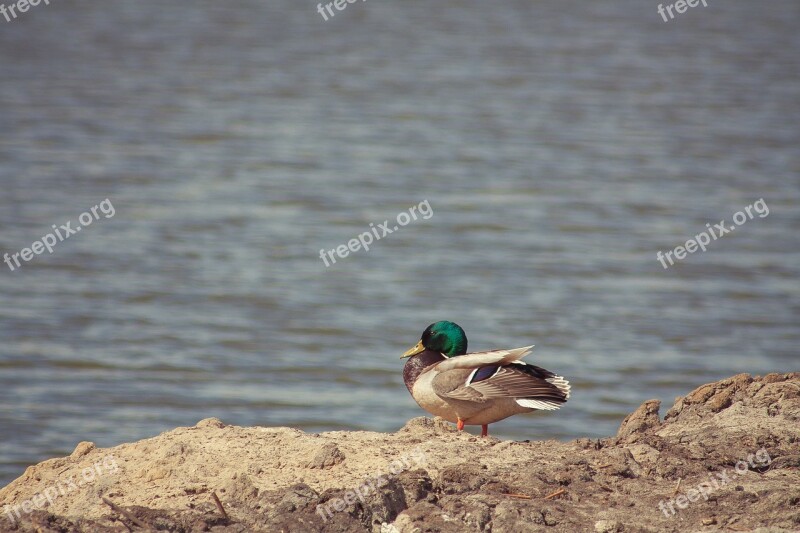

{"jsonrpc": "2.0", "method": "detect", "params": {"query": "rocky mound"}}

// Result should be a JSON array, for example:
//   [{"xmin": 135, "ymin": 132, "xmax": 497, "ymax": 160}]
[{"xmin": 1, "ymin": 372, "xmax": 798, "ymax": 532}]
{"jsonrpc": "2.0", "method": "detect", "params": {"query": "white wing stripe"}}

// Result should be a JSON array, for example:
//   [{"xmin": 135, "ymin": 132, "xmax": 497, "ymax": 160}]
[{"xmin": 516, "ymin": 399, "xmax": 563, "ymax": 410}]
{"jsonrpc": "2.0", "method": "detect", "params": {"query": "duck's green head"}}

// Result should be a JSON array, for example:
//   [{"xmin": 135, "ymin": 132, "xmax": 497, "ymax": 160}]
[{"xmin": 401, "ymin": 321, "xmax": 468, "ymax": 358}]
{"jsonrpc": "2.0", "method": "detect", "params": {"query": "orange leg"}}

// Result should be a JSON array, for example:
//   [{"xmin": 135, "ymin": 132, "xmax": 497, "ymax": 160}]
[
  {"xmin": 456, "ymin": 418, "xmax": 465, "ymax": 431},
  {"xmin": 481, "ymin": 424, "xmax": 488, "ymax": 437}
]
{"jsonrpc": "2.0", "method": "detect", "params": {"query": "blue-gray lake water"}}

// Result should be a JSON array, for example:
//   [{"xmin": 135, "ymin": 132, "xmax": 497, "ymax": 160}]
[{"xmin": 1, "ymin": 0, "xmax": 798, "ymax": 487}]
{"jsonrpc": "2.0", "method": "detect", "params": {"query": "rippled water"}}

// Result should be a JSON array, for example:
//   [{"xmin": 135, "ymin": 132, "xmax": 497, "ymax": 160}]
[{"xmin": 1, "ymin": 1, "xmax": 798, "ymax": 486}]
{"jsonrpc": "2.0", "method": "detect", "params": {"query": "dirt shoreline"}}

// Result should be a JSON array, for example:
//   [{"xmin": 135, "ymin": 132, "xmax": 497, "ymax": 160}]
[{"xmin": 1, "ymin": 372, "xmax": 798, "ymax": 532}]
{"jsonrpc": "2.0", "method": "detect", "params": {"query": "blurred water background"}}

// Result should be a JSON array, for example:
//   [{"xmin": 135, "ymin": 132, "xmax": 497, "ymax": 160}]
[{"xmin": 0, "ymin": 0, "xmax": 798, "ymax": 486}]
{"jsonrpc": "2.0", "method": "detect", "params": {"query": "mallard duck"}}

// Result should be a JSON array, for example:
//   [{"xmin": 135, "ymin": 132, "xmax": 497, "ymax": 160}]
[{"xmin": 401, "ymin": 321, "xmax": 570, "ymax": 437}]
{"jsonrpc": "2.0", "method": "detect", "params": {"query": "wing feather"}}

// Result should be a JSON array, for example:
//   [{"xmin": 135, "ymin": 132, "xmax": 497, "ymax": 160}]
[
  {"xmin": 439, "ymin": 361, "xmax": 570, "ymax": 410},
  {"xmin": 434, "ymin": 346, "xmax": 534, "ymax": 372}
]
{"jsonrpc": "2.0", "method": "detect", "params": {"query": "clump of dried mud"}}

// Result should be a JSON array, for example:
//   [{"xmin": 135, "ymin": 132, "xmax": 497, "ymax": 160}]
[{"xmin": 1, "ymin": 372, "xmax": 798, "ymax": 532}]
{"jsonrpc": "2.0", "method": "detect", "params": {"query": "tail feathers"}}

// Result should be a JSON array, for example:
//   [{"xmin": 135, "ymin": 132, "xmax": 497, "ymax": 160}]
[
  {"xmin": 509, "ymin": 362, "xmax": 571, "ymax": 400},
  {"xmin": 545, "ymin": 374, "xmax": 571, "ymax": 400},
  {"xmin": 509, "ymin": 362, "xmax": 571, "ymax": 410}
]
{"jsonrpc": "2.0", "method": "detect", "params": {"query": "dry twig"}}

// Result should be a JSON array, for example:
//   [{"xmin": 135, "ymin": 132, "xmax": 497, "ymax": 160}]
[
  {"xmin": 102, "ymin": 497, "xmax": 153, "ymax": 531},
  {"xmin": 544, "ymin": 488, "xmax": 566, "ymax": 500},
  {"xmin": 212, "ymin": 491, "xmax": 229, "ymax": 521},
  {"xmin": 673, "ymin": 478, "xmax": 682, "ymax": 496}
]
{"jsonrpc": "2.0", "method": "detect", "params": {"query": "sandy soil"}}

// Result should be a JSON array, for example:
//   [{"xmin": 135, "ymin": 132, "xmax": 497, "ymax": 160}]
[{"xmin": 0, "ymin": 372, "xmax": 798, "ymax": 532}]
